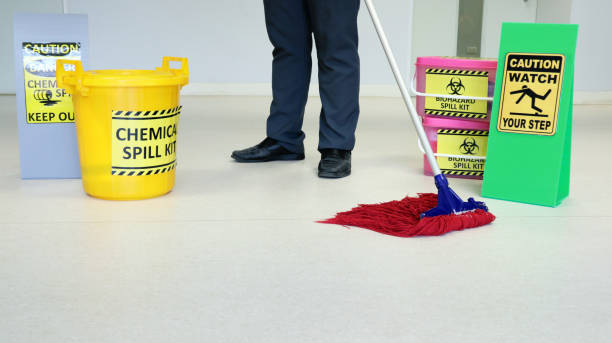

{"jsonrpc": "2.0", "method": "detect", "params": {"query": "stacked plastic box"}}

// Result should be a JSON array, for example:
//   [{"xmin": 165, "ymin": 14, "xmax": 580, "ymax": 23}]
[{"xmin": 415, "ymin": 57, "xmax": 497, "ymax": 179}]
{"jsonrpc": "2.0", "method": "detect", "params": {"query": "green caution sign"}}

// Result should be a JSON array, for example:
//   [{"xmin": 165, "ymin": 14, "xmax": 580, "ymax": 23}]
[{"xmin": 482, "ymin": 23, "xmax": 578, "ymax": 207}]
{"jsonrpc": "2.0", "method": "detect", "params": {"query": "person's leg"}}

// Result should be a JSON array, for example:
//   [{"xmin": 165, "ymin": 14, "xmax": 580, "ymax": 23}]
[
  {"xmin": 307, "ymin": 0, "xmax": 360, "ymax": 151},
  {"xmin": 264, "ymin": 0, "xmax": 313, "ymax": 154}
]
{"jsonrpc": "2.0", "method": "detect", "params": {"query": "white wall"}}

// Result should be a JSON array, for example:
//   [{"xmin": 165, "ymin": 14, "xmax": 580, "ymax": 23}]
[
  {"xmin": 2, "ymin": 0, "xmax": 610, "ymax": 94},
  {"xmin": 411, "ymin": 0, "xmax": 459, "ymax": 66},
  {"xmin": 410, "ymin": 0, "xmax": 538, "ymax": 63},
  {"xmin": 570, "ymin": 0, "xmax": 611, "ymax": 92},
  {"xmin": 0, "ymin": 0, "xmax": 63, "ymax": 93},
  {"xmin": 1, "ymin": 0, "xmax": 413, "ymax": 93},
  {"xmin": 481, "ymin": 0, "xmax": 537, "ymax": 58},
  {"xmin": 65, "ymin": 0, "xmax": 413, "ymax": 91},
  {"xmin": 537, "ymin": 0, "xmax": 572, "ymax": 23}
]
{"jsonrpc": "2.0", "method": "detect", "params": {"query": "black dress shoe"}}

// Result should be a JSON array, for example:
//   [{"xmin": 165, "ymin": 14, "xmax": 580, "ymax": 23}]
[
  {"xmin": 318, "ymin": 149, "xmax": 351, "ymax": 178},
  {"xmin": 231, "ymin": 137, "xmax": 305, "ymax": 163}
]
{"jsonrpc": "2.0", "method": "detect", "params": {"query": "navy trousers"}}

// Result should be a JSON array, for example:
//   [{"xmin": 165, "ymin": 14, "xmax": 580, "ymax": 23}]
[{"xmin": 263, "ymin": 0, "xmax": 361, "ymax": 154}]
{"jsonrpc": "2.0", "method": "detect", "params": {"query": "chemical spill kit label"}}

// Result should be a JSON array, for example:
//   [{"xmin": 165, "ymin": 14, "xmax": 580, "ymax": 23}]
[
  {"xmin": 436, "ymin": 129, "xmax": 488, "ymax": 176},
  {"xmin": 497, "ymin": 53, "xmax": 565, "ymax": 136},
  {"xmin": 111, "ymin": 106, "xmax": 181, "ymax": 176},
  {"xmin": 22, "ymin": 42, "xmax": 81, "ymax": 124},
  {"xmin": 425, "ymin": 69, "xmax": 489, "ymax": 119}
]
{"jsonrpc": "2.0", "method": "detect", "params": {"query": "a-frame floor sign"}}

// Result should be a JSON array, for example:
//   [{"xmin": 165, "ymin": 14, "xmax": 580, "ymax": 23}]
[{"xmin": 482, "ymin": 23, "xmax": 578, "ymax": 207}]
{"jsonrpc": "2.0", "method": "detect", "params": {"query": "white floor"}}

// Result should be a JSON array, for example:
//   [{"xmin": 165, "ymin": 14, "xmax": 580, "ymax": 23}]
[{"xmin": 1, "ymin": 95, "xmax": 611, "ymax": 342}]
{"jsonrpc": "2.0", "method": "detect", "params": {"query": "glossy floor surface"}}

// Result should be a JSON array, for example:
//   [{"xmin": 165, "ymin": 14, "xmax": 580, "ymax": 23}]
[{"xmin": 1, "ymin": 95, "xmax": 611, "ymax": 342}]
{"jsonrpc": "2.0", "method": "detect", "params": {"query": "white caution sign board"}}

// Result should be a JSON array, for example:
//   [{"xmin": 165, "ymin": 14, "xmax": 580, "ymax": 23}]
[{"xmin": 14, "ymin": 13, "xmax": 89, "ymax": 179}]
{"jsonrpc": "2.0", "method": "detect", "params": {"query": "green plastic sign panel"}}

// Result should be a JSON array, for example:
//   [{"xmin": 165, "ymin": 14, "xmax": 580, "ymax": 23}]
[{"xmin": 482, "ymin": 23, "xmax": 578, "ymax": 207}]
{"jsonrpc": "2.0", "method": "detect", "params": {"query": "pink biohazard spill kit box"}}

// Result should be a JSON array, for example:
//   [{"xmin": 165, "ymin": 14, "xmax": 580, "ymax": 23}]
[
  {"xmin": 415, "ymin": 56, "xmax": 497, "ymax": 122},
  {"xmin": 414, "ymin": 57, "xmax": 498, "ymax": 179}
]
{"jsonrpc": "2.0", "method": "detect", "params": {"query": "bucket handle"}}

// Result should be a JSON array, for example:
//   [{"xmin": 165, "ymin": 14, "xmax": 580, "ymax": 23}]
[
  {"xmin": 56, "ymin": 59, "xmax": 88, "ymax": 96},
  {"xmin": 159, "ymin": 57, "xmax": 189, "ymax": 86}
]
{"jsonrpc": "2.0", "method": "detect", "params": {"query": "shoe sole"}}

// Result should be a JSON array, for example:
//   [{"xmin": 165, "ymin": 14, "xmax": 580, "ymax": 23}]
[
  {"xmin": 231, "ymin": 153, "xmax": 305, "ymax": 163},
  {"xmin": 318, "ymin": 169, "xmax": 351, "ymax": 179}
]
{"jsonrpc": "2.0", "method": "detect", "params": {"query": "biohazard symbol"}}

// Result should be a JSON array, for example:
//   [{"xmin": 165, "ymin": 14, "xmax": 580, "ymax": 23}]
[
  {"xmin": 446, "ymin": 77, "xmax": 465, "ymax": 95},
  {"xmin": 510, "ymin": 85, "xmax": 551, "ymax": 113},
  {"xmin": 459, "ymin": 137, "xmax": 479, "ymax": 155},
  {"xmin": 33, "ymin": 89, "xmax": 60, "ymax": 106}
]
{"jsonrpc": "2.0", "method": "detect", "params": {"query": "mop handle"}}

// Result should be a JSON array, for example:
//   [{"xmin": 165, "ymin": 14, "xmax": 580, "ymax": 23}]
[{"xmin": 364, "ymin": 0, "xmax": 442, "ymax": 176}]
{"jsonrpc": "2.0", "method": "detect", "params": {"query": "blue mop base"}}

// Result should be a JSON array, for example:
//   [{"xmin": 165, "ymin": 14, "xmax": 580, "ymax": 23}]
[{"xmin": 422, "ymin": 174, "xmax": 489, "ymax": 218}]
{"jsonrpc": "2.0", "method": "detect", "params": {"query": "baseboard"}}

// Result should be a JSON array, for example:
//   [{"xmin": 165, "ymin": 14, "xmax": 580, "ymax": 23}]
[
  {"xmin": 2, "ymin": 84, "xmax": 612, "ymax": 104},
  {"xmin": 0, "ymin": 83, "xmax": 399, "ymax": 97},
  {"xmin": 181, "ymin": 83, "xmax": 401, "ymax": 97},
  {"xmin": 182, "ymin": 83, "xmax": 612, "ymax": 104},
  {"xmin": 573, "ymin": 91, "xmax": 612, "ymax": 105},
  {"xmin": 181, "ymin": 83, "xmax": 272, "ymax": 96}
]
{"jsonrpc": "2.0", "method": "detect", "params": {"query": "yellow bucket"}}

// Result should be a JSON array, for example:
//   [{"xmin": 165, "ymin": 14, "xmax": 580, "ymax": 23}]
[{"xmin": 56, "ymin": 57, "xmax": 189, "ymax": 200}]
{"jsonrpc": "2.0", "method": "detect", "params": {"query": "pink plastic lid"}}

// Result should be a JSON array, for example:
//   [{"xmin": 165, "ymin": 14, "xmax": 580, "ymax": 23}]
[
  {"xmin": 423, "ymin": 116, "xmax": 491, "ymax": 131},
  {"xmin": 416, "ymin": 56, "xmax": 497, "ymax": 70}
]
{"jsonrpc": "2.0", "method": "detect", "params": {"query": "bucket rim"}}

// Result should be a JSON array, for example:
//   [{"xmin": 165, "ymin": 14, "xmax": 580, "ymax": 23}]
[
  {"xmin": 56, "ymin": 57, "xmax": 189, "ymax": 91},
  {"xmin": 80, "ymin": 69, "xmax": 188, "ymax": 87},
  {"xmin": 416, "ymin": 56, "xmax": 498, "ymax": 70}
]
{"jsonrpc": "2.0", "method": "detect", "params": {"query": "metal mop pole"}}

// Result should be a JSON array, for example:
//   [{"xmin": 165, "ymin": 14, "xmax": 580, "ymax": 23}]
[
  {"xmin": 364, "ymin": 0, "xmax": 489, "ymax": 217},
  {"xmin": 364, "ymin": 0, "xmax": 442, "ymax": 176}
]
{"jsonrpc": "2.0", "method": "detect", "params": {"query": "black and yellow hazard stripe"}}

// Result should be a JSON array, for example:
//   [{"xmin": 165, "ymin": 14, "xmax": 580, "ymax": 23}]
[
  {"xmin": 112, "ymin": 106, "xmax": 182, "ymax": 119},
  {"xmin": 112, "ymin": 161, "xmax": 177, "ymax": 176},
  {"xmin": 437, "ymin": 129, "xmax": 488, "ymax": 136},
  {"xmin": 424, "ymin": 109, "xmax": 488, "ymax": 119},
  {"xmin": 425, "ymin": 68, "xmax": 489, "ymax": 76},
  {"xmin": 441, "ymin": 170, "xmax": 484, "ymax": 176}
]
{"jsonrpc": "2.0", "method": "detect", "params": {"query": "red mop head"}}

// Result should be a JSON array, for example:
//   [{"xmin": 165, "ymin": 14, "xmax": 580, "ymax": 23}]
[{"xmin": 318, "ymin": 193, "xmax": 495, "ymax": 238}]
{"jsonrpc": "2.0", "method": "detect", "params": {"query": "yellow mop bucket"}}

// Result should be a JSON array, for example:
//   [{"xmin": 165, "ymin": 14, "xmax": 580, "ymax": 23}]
[{"xmin": 56, "ymin": 57, "xmax": 189, "ymax": 200}]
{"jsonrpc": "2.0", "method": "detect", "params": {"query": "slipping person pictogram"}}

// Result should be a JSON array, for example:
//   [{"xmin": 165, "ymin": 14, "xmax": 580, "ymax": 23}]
[{"xmin": 510, "ymin": 85, "xmax": 551, "ymax": 113}]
